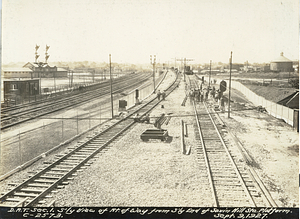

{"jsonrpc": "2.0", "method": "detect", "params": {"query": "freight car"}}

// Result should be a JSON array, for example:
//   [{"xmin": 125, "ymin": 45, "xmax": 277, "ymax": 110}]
[{"xmin": 184, "ymin": 66, "xmax": 193, "ymax": 75}]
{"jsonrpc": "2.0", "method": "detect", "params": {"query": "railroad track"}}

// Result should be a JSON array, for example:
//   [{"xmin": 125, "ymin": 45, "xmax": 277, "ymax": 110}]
[
  {"xmin": 0, "ymin": 71, "xmax": 180, "ymax": 207},
  {"xmin": 1, "ymin": 73, "xmax": 152, "ymax": 130},
  {"xmin": 187, "ymin": 74, "xmax": 277, "ymax": 207}
]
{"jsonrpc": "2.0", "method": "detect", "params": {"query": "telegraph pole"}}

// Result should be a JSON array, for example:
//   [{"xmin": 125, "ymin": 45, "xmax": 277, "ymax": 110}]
[
  {"xmin": 34, "ymin": 45, "xmax": 50, "ymax": 95},
  {"xmin": 44, "ymin": 45, "xmax": 50, "ymax": 95},
  {"xmin": 109, "ymin": 54, "xmax": 114, "ymax": 118},
  {"xmin": 150, "ymin": 55, "xmax": 156, "ymax": 93},
  {"xmin": 34, "ymin": 45, "xmax": 39, "ymax": 80},
  {"xmin": 208, "ymin": 60, "xmax": 212, "ymax": 89},
  {"xmin": 228, "ymin": 51, "xmax": 232, "ymax": 118},
  {"xmin": 184, "ymin": 58, "xmax": 186, "ymax": 82}
]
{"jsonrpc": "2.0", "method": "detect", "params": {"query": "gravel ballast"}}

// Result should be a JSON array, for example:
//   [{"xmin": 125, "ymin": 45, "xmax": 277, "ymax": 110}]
[
  {"xmin": 0, "ymin": 72, "xmax": 298, "ymax": 208},
  {"xmin": 52, "ymin": 72, "xmax": 215, "ymax": 206}
]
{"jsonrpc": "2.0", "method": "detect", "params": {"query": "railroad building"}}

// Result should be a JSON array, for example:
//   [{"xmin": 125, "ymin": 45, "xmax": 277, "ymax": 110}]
[
  {"xmin": 2, "ymin": 63, "xmax": 68, "ymax": 78},
  {"xmin": 270, "ymin": 52, "xmax": 293, "ymax": 72},
  {"xmin": 3, "ymin": 79, "xmax": 39, "ymax": 102},
  {"xmin": 2, "ymin": 68, "xmax": 33, "ymax": 78},
  {"xmin": 23, "ymin": 62, "xmax": 68, "ymax": 78}
]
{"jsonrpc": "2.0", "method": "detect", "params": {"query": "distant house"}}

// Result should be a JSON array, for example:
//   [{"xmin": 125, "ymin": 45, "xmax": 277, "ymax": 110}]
[
  {"xmin": 270, "ymin": 52, "xmax": 293, "ymax": 72},
  {"xmin": 231, "ymin": 64, "xmax": 244, "ymax": 71},
  {"xmin": 261, "ymin": 64, "xmax": 270, "ymax": 72}
]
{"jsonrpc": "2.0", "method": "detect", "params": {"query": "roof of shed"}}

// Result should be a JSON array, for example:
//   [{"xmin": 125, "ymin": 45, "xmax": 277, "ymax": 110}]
[
  {"xmin": 277, "ymin": 91, "xmax": 299, "ymax": 109},
  {"xmin": 3, "ymin": 68, "xmax": 33, "ymax": 72}
]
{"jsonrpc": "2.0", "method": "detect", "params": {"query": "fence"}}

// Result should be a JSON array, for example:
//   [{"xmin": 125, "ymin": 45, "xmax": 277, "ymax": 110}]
[
  {"xmin": 0, "ymin": 72, "xmax": 166, "ymax": 177},
  {"xmin": 0, "ymin": 108, "xmax": 107, "ymax": 176},
  {"xmin": 230, "ymin": 81, "xmax": 294, "ymax": 126},
  {"xmin": 203, "ymin": 75, "xmax": 295, "ymax": 127},
  {"xmin": 2, "ymin": 75, "xmax": 111, "ymax": 106}
]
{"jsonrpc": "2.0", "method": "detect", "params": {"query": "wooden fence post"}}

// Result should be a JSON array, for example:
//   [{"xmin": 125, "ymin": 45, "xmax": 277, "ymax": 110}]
[
  {"xmin": 185, "ymin": 123, "xmax": 188, "ymax": 137},
  {"xmin": 77, "ymin": 111, "xmax": 79, "ymax": 135},
  {"xmin": 19, "ymin": 131, "xmax": 22, "ymax": 165},
  {"xmin": 181, "ymin": 120, "xmax": 185, "ymax": 154},
  {"xmin": 62, "ymin": 116, "xmax": 64, "ymax": 141}
]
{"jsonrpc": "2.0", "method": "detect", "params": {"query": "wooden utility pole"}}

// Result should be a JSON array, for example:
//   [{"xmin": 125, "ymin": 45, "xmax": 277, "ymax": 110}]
[
  {"xmin": 109, "ymin": 54, "xmax": 114, "ymax": 118},
  {"xmin": 150, "ymin": 55, "xmax": 156, "ymax": 93},
  {"xmin": 228, "ymin": 51, "xmax": 232, "ymax": 118},
  {"xmin": 184, "ymin": 58, "xmax": 186, "ymax": 82},
  {"xmin": 209, "ymin": 60, "xmax": 212, "ymax": 89},
  {"xmin": 54, "ymin": 71, "xmax": 56, "ymax": 94}
]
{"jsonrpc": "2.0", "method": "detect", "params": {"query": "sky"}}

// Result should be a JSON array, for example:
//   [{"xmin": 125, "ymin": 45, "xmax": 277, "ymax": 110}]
[{"xmin": 1, "ymin": 0, "xmax": 299, "ymax": 65}]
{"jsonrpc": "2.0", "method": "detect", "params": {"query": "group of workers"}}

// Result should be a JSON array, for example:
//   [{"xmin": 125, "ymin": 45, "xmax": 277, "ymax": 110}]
[{"xmin": 189, "ymin": 85, "xmax": 225, "ymax": 112}]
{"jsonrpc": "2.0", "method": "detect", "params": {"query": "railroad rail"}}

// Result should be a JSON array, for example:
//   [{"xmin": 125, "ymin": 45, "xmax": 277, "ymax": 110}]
[
  {"xmin": 188, "ymin": 75, "xmax": 277, "ymax": 207},
  {"xmin": 1, "ymin": 73, "xmax": 152, "ymax": 130},
  {"xmin": 0, "ymin": 71, "xmax": 180, "ymax": 207}
]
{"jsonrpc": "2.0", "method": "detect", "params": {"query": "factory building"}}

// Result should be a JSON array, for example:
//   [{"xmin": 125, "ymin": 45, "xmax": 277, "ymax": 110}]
[{"xmin": 270, "ymin": 52, "xmax": 293, "ymax": 72}]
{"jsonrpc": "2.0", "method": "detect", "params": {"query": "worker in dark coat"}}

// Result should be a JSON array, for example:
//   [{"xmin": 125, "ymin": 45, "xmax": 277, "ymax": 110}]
[
  {"xmin": 200, "ymin": 90, "xmax": 204, "ymax": 102},
  {"xmin": 162, "ymin": 90, "xmax": 166, "ymax": 100},
  {"xmin": 157, "ymin": 90, "xmax": 161, "ymax": 100},
  {"xmin": 195, "ymin": 90, "xmax": 200, "ymax": 102},
  {"xmin": 205, "ymin": 90, "xmax": 209, "ymax": 101},
  {"xmin": 211, "ymin": 87, "xmax": 216, "ymax": 99},
  {"xmin": 220, "ymin": 97, "xmax": 225, "ymax": 112}
]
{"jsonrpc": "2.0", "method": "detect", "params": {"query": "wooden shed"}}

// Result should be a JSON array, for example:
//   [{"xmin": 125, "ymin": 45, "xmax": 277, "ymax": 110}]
[{"xmin": 3, "ymin": 79, "xmax": 39, "ymax": 101}]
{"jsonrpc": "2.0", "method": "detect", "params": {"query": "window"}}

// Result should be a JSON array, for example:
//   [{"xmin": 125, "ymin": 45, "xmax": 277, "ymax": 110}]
[{"xmin": 10, "ymin": 84, "xmax": 18, "ymax": 90}]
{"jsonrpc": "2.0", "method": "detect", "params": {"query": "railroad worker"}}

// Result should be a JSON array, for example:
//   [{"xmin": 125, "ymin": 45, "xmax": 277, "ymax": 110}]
[
  {"xmin": 189, "ymin": 89, "xmax": 195, "ymax": 104},
  {"xmin": 200, "ymin": 90, "xmax": 204, "ymax": 102},
  {"xmin": 211, "ymin": 87, "xmax": 216, "ymax": 99},
  {"xmin": 197, "ymin": 91, "xmax": 201, "ymax": 102},
  {"xmin": 157, "ymin": 90, "xmax": 161, "ymax": 100},
  {"xmin": 205, "ymin": 89, "xmax": 209, "ymax": 102},
  {"xmin": 162, "ymin": 90, "xmax": 166, "ymax": 100},
  {"xmin": 215, "ymin": 89, "xmax": 221, "ymax": 102},
  {"xmin": 220, "ymin": 97, "xmax": 225, "ymax": 112},
  {"xmin": 189, "ymin": 89, "xmax": 195, "ymax": 98},
  {"xmin": 194, "ymin": 89, "xmax": 200, "ymax": 102}
]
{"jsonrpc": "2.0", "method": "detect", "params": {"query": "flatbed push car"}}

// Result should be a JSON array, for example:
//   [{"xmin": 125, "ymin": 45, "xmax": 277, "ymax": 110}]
[{"xmin": 140, "ymin": 129, "xmax": 169, "ymax": 141}]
